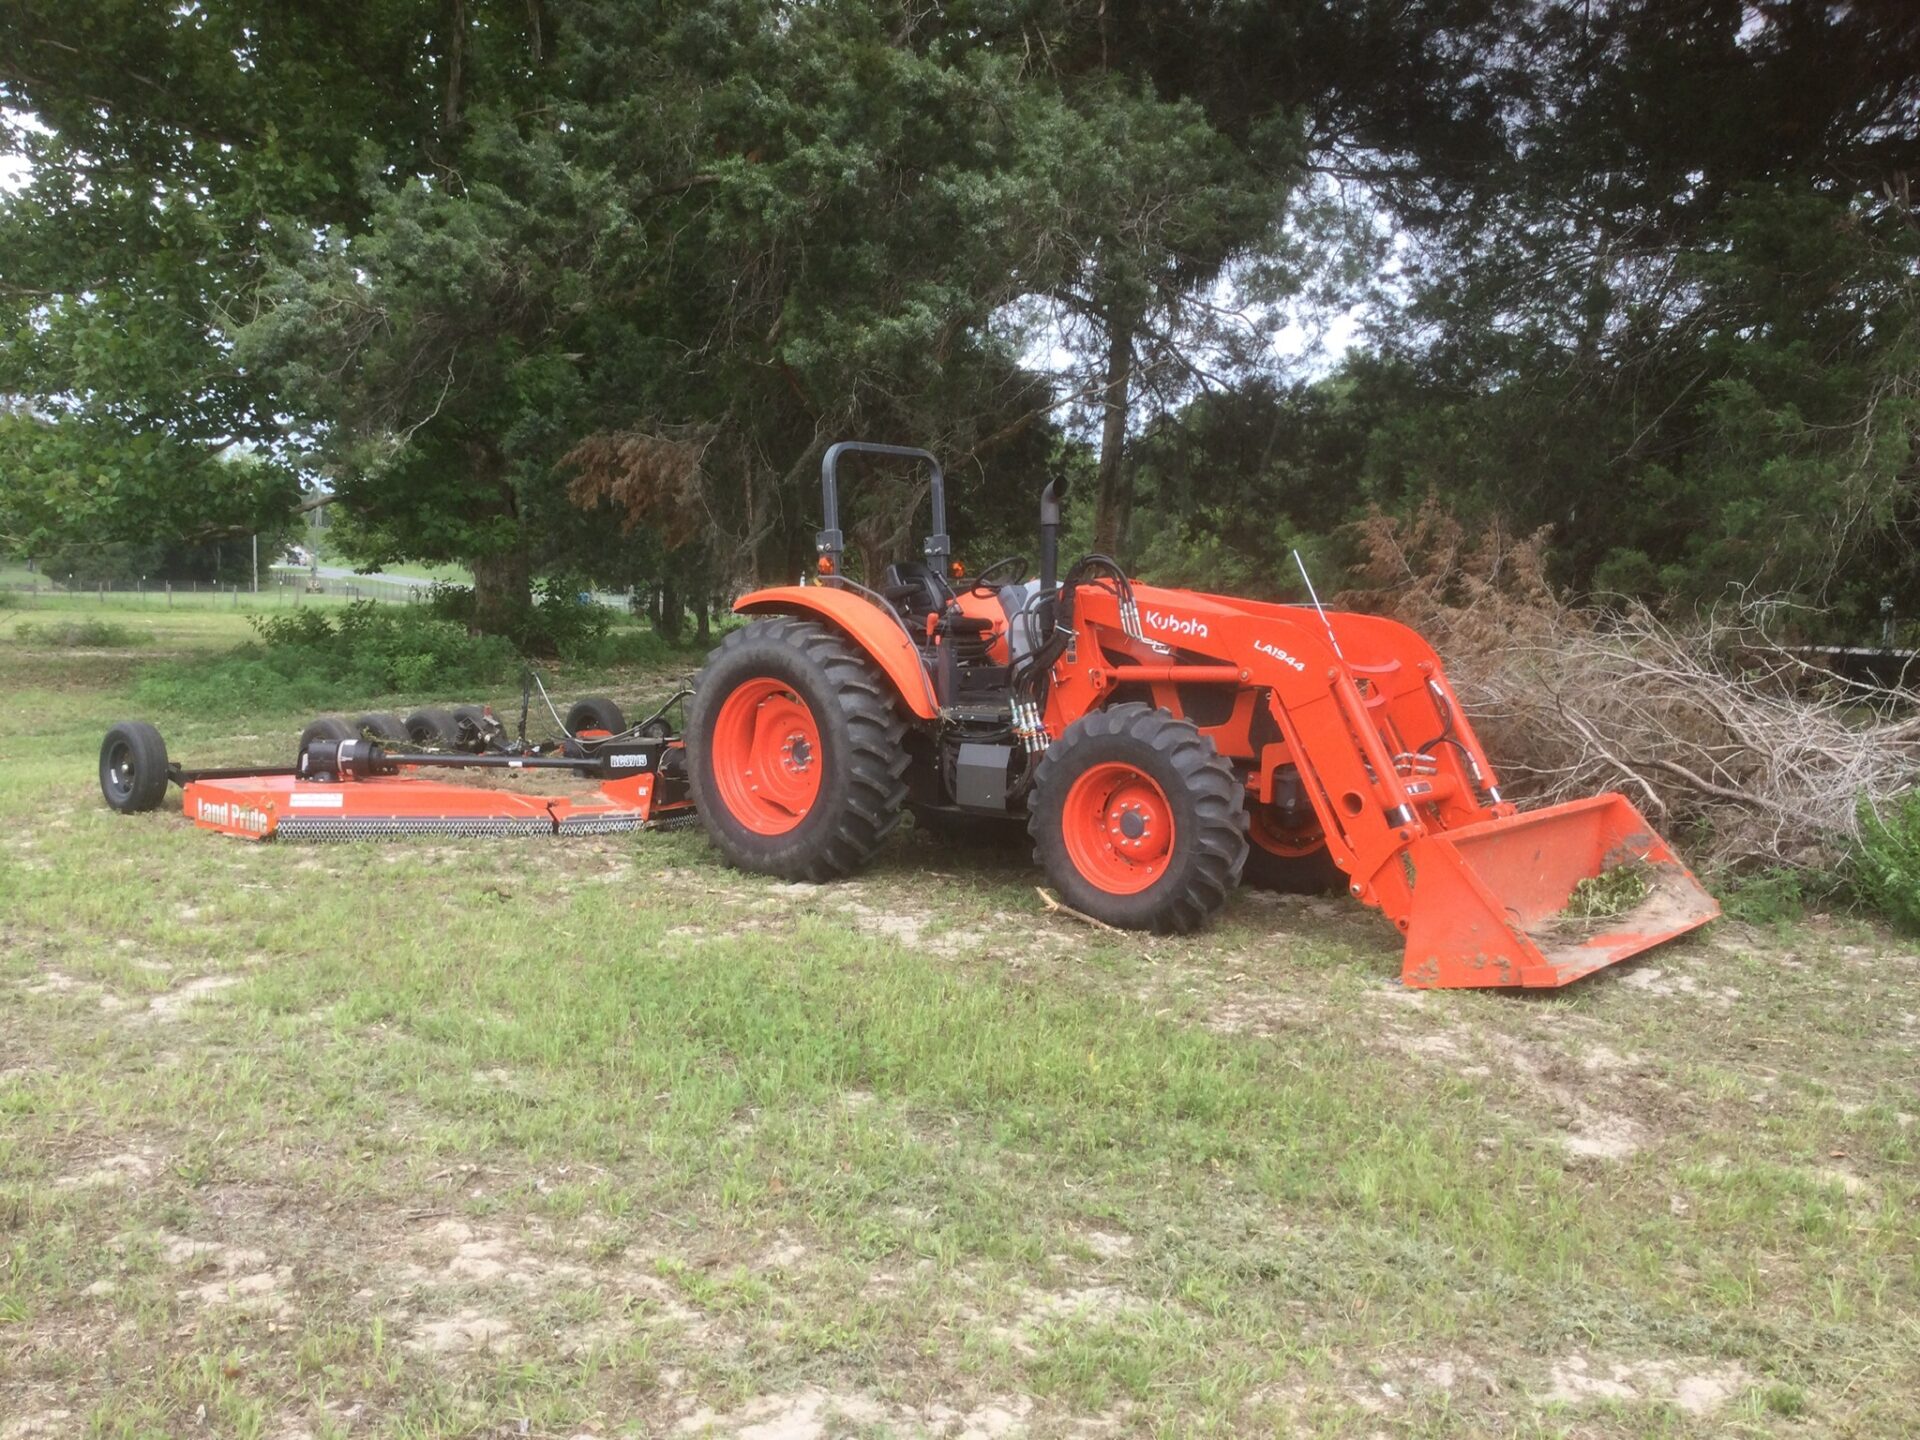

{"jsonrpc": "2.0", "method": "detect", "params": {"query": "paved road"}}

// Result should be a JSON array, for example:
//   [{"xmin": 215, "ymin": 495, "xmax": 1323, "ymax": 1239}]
[{"xmin": 274, "ymin": 564, "xmax": 437, "ymax": 588}]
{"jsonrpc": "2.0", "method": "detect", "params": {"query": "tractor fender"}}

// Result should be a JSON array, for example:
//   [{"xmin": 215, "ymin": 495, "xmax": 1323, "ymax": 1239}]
[{"xmin": 733, "ymin": 585, "xmax": 938, "ymax": 720}]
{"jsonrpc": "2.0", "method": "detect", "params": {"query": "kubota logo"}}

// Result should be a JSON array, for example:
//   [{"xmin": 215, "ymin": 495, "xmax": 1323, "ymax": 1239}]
[
  {"xmin": 1255, "ymin": 639, "xmax": 1306, "ymax": 672},
  {"xmin": 1144, "ymin": 610, "xmax": 1208, "ymax": 639}
]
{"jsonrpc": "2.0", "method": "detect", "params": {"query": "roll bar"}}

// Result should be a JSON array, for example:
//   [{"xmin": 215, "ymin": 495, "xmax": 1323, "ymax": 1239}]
[{"xmin": 815, "ymin": 441, "xmax": 949, "ymax": 576}]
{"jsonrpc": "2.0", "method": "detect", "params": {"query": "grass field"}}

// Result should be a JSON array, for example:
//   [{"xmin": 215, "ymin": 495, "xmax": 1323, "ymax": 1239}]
[{"xmin": 3, "ymin": 600, "xmax": 1917, "ymax": 1439}]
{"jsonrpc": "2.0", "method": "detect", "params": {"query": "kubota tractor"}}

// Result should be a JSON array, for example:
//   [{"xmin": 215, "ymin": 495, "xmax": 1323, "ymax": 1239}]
[{"xmin": 686, "ymin": 441, "xmax": 1718, "ymax": 988}]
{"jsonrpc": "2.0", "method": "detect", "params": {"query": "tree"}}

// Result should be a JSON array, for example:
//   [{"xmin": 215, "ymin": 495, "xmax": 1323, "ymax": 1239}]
[
  {"xmin": 1355, "ymin": 0, "xmax": 1920, "ymax": 626},
  {"xmin": 0, "ymin": 1, "xmax": 461, "ymax": 573}
]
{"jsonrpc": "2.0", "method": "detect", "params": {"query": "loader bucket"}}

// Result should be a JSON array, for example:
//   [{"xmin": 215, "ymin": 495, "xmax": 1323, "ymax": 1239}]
[{"xmin": 1397, "ymin": 793, "xmax": 1718, "ymax": 989}]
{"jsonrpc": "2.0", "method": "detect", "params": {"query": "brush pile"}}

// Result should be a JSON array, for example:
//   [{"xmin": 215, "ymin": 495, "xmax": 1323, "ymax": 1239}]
[{"xmin": 1344, "ymin": 500, "xmax": 1920, "ymax": 872}]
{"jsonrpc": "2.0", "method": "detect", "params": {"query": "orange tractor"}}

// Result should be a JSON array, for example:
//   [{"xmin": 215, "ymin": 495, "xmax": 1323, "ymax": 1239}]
[{"xmin": 686, "ymin": 442, "xmax": 1717, "ymax": 988}]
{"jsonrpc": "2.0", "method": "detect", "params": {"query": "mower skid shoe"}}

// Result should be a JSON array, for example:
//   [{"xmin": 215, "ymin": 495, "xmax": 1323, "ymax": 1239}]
[{"xmin": 1396, "ymin": 793, "xmax": 1719, "ymax": 989}]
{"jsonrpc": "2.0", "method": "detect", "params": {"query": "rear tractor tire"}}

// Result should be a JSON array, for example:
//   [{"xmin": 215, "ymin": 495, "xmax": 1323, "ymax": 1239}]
[
  {"xmin": 1029, "ymin": 703, "xmax": 1248, "ymax": 933},
  {"xmin": 688, "ymin": 617, "xmax": 908, "ymax": 881},
  {"xmin": 100, "ymin": 721, "xmax": 170, "ymax": 814}
]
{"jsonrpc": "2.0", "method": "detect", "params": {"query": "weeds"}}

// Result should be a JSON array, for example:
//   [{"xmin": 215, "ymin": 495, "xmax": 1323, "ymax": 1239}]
[
  {"xmin": 132, "ymin": 602, "xmax": 516, "ymax": 716},
  {"xmin": 1850, "ymin": 793, "xmax": 1920, "ymax": 934},
  {"xmin": 11, "ymin": 616, "xmax": 143, "ymax": 646},
  {"xmin": 1562, "ymin": 861, "xmax": 1653, "ymax": 921}
]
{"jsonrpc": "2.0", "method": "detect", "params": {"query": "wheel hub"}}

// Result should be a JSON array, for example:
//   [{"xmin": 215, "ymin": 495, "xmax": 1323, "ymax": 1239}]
[
  {"xmin": 1061, "ymin": 762, "xmax": 1177, "ymax": 895},
  {"xmin": 709, "ymin": 678, "xmax": 824, "ymax": 836}
]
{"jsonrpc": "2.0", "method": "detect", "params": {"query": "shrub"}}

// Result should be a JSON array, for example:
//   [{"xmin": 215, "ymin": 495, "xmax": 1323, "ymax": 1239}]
[
  {"xmin": 133, "ymin": 602, "xmax": 516, "ymax": 716},
  {"xmin": 1851, "ymin": 794, "xmax": 1920, "ymax": 935},
  {"xmin": 13, "ymin": 618, "xmax": 142, "ymax": 647},
  {"xmin": 425, "ymin": 577, "xmax": 616, "ymax": 658},
  {"xmin": 1718, "ymin": 867, "xmax": 1823, "ymax": 925}
]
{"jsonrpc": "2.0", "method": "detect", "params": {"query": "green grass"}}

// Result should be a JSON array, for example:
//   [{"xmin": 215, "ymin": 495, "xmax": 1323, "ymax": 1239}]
[{"xmin": 1, "ymin": 600, "xmax": 1917, "ymax": 1437}]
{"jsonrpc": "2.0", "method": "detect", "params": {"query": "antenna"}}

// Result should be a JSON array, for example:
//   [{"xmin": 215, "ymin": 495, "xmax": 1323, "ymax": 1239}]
[{"xmin": 1292, "ymin": 548, "xmax": 1345, "ymax": 660}]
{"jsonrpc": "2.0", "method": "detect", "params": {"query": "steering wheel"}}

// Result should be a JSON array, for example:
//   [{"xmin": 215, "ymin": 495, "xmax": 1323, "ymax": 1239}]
[{"xmin": 966, "ymin": 554, "xmax": 1029, "ymax": 596}]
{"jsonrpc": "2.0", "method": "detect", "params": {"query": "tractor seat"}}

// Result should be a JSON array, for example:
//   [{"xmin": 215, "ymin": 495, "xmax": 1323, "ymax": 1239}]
[{"xmin": 880, "ymin": 559, "xmax": 955, "ymax": 622}]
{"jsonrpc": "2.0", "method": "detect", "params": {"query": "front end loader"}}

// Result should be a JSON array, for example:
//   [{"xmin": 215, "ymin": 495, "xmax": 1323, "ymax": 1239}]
[{"xmin": 685, "ymin": 441, "xmax": 1717, "ymax": 988}]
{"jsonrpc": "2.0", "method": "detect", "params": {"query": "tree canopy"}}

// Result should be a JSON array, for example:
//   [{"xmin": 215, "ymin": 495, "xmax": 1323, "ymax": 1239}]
[{"xmin": 2, "ymin": 0, "xmax": 1915, "ymax": 638}]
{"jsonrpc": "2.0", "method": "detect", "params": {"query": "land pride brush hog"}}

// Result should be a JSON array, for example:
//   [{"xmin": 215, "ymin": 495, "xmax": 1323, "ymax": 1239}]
[{"xmin": 98, "ymin": 441, "xmax": 1717, "ymax": 989}]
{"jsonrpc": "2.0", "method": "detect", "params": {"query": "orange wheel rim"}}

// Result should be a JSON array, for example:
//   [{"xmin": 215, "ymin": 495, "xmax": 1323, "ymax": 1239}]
[
  {"xmin": 1061, "ymin": 762, "xmax": 1175, "ymax": 895},
  {"xmin": 710, "ymin": 678, "xmax": 823, "ymax": 836},
  {"xmin": 1249, "ymin": 806, "xmax": 1325, "ymax": 858}
]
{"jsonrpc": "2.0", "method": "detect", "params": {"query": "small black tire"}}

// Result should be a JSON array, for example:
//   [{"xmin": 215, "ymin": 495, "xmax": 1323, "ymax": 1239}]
[
  {"xmin": 354, "ymin": 711, "xmax": 408, "ymax": 744},
  {"xmin": 565, "ymin": 696, "xmax": 627, "ymax": 735},
  {"xmin": 1029, "ymin": 703, "xmax": 1247, "ymax": 933},
  {"xmin": 100, "ymin": 721, "xmax": 170, "ymax": 814},
  {"xmin": 298, "ymin": 715, "xmax": 358, "ymax": 763},
  {"xmin": 688, "ymin": 616, "xmax": 909, "ymax": 881},
  {"xmin": 405, "ymin": 707, "xmax": 460, "ymax": 747}
]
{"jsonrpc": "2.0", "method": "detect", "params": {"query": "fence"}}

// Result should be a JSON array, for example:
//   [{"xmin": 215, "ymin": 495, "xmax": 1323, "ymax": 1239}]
[
  {"xmin": 1, "ymin": 570, "xmax": 638, "ymax": 611},
  {"xmin": 1, "ymin": 569, "xmax": 431, "ymax": 608}
]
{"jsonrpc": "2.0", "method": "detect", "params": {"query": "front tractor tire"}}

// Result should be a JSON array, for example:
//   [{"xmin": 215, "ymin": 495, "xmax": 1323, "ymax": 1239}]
[
  {"xmin": 1030, "ymin": 703, "xmax": 1248, "ymax": 933},
  {"xmin": 689, "ymin": 617, "xmax": 909, "ymax": 882}
]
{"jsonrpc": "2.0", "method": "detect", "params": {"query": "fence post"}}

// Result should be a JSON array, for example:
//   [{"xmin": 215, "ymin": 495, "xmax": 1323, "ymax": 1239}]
[{"xmin": 166, "ymin": 582, "xmax": 173, "ymax": 608}]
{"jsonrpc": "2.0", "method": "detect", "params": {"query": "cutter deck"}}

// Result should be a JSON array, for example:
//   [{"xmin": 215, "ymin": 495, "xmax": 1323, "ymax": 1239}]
[{"xmin": 182, "ymin": 769, "xmax": 683, "ymax": 841}]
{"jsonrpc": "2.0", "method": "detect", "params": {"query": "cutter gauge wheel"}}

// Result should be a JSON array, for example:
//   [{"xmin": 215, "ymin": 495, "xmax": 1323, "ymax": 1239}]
[
  {"xmin": 565, "ymin": 696, "xmax": 627, "ymax": 737},
  {"xmin": 1030, "ymin": 703, "xmax": 1247, "ymax": 933},
  {"xmin": 404, "ymin": 707, "xmax": 459, "ymax": 747},
  {"xmin": 689, "ymin": 617, "xmax": 908, "ymax": 881},
  {"xmin": 354, "ymin": 712, "xmax": 408, "ymax": 744},
  {"xmin": 100, "ymin": 721, "xmax": 170, "ymax": 814},
  {"xmin": 298, "ymin": 715, "xmax": 357, "ymax": 762}
]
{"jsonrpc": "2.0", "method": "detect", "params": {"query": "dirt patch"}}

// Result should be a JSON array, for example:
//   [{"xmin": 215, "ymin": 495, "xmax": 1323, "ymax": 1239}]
[
  {"xmin": 754, "ymin": 1234, "xmax": 808, "ymax": 1270},
  {"xmin": 135, "ymin": 1231, "xmax": 269, "ymax": 1274},
  {"xmin": 416, "ymin": 1217, "xmax": 588, "ymax": 1287},
  {"xmin": 1078, "ymin": 1230, "xmax": 1134, "ymax": 1261},
  {"xmin": 1544, "ymin": 1354, "xmax": 1749, "ymax": 1415},
  {"xmin": 406, "ymin": 1309, "xmax": 519, "ymax": 1355},
  {"xmin": 56, "ymin": 1149, "xmax": 158, "ymax": 1189},
  {"xmin": 2, "ymin": 1412, "xmax": 75, "ymax": 1440},
  {"xmin": 836, "ymin": 899, "xmax": 993, "ymax": 958},
  {"xmin": 674, "ymin": 1388, "xmax": 1042, "ymax": 1440},
  {"xmin": 179, "ymin": 1265, "xmax": 294, "ymax": 1315},
  {"xmin": 1491, "ymin": 1039, "xmax": 1650, "ymax": 1161},
  {"xmin": 139, "ymin": 974, "xmax": 241, "ymax": 1021}
]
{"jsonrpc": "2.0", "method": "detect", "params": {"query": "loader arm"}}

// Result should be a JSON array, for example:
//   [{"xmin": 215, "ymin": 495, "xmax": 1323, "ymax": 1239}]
[{"xmin": 1048, "ymin": 580, "xmax": 1717, "ymax": 988}]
